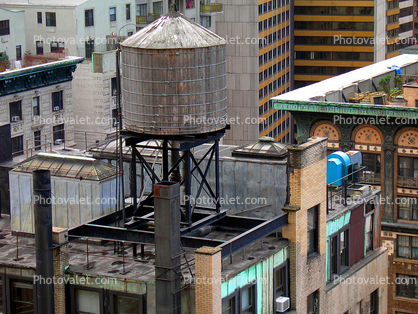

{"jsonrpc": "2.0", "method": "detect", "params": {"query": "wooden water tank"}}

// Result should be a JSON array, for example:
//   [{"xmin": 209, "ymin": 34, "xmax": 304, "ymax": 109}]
[{"xmin": 121, "ymin": 12, "xmax": 227, "ymax": 136}]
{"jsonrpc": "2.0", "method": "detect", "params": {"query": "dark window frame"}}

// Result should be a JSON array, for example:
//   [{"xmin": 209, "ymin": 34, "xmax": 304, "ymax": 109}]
[
  {"xmin": 53, "ymin": 124, "xmax": 65, "ymax": 145},
  {"xmin": 329, "ymin": 226, "xmax": 350, "ymax": 280},
  {"xmin": 11, "ymin": 136, "xmax": 23, "ymax": 156},
  {"xmin": 16, "ymin": 45, "xmax": 22, "ymax": 60},
  {"xmin": 370, "ymin": 289, "xmax": 379, "ymax": 314},
  {"xmin": 399, "ymin": 156, "xmax": 418, "ymax": 178},
  {"xmin": 9, "ymin": 100, "xmax": 22, "ymax": 122},
  {"xmin": 397, "ymin": 197, "xmax": 418, "ymax": 221},
  {"xmin": 34, "ymin": 130, "xmax": 41, "ymax": 151},
  {"xmin": 365, "ymin": 214, "xmax": 374, "ymax": 252},
  {"xmin": 85, "ymin": 9, "xmax": 94, "ymax": 27},
  {"xmin": 126, "ymin": 4, "xmax": 131, "ymax": 20},
  {"xmin": 307, "ymin": 290, "xmax": 319, "ymax": 314},
  {"xmin": 0, "ymin": 20, "xmax": 10, "ymax": 36},
  {"xmin": 109, "ymin": 290, "xmax": 145, "ymax": 314},
  {"xmin": 52, "ymin": 90, "xmax": 63, "ymax": 111},
  {"xmin": 70, "ymin": 285, "xmax": 103, "ymax": 314},
  {"xmin": 395, "ymin": 274, "xmax": 418, "ymax": 299},
  {"xmin": 240, "ymin": 282, "xmax": 257, "ymax": 314},
  {"xmin": 221, "ymin": 289, "xmax": 238, "ymax": 314},
  {"xmin": 307, "ymin": 205, "xmax": 319, "ymax": 255},
  {"xmin": 37, "ymin": 12, "xmax": 42, "ymax": 24},
  {"xmin": 36, "ymin": 41, "xmax": 44, "ymax": 55},
  {"xmin": 85, "ymin": 40, "xmax": 94, "ymax": 59},
  {"xmin": 109, "ymin": 7, "xmax": 117, "ymax": 22},
  {"xmin": 46, "ymin": 12, "xmax": 56, "ymax": 26},
  {"xmin": 6, "ymin": 275, "xmax": 36, "ymax": 314},
  {"xmin": 33, "ymin": 96, "xmax": 40, "ymax": 116},
  {"xmin": 397, "ymin": 235, "xmax": 418, "ymax": 259},
  {"xmin": 273, "ymin": 260, "xmax": 290, "ymax": 312}
]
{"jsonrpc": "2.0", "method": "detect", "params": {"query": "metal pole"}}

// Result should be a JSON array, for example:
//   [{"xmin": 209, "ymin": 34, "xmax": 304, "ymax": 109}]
[
  {"xmin": 116, "ymin": 45, "xmax": 125, "ymax": 227},
  {"xmin": 131, "ymin": 145, "xmax": 137, "ymax": 213},
  {"xmin": 33, "ymin": 170, "xmax": 54, "ymax": 314},
  {"xmin": 215, "ymin": 139, "xmax": 220, "ymax": 214}
]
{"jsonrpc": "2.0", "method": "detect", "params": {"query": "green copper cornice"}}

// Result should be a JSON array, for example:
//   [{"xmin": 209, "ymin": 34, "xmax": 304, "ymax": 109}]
[
  {"xmin": 0, "ymin": 57, "xmax": 84, "ymax": 96},
  {"xmin": 272, "ymin": 99, "xmax": 418, "ymax": 119}
]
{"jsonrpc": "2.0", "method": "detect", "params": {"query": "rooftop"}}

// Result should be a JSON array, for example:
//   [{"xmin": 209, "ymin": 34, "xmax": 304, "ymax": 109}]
[
  {"xmin": 0, "ymin": 0, "xmax": 89, "ymax": 7},
  {"xmin": 272, "ymin": 54, "xmax": 418, "ymax": 102}
]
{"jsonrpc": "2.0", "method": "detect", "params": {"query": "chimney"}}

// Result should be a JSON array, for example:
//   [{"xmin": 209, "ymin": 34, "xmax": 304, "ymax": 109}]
[
  {"xmin": 33, "ymin": 170, "xmax": 54, "ymax": 314},
  {"xmin": 154, "ymin": 181, "xmax": 181, "ymax": 314}
]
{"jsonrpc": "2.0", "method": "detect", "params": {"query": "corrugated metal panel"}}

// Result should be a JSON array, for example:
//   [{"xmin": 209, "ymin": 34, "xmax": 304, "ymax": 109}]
[{"xmin": 221, "ymin": 246, "xmax": 289, "ymax": 313}]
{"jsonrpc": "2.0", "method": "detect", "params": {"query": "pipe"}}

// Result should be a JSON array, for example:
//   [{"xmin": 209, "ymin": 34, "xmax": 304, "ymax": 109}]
[{"xmin": 33, "ymin": 170, "xmax": 54, "ymax": 314}]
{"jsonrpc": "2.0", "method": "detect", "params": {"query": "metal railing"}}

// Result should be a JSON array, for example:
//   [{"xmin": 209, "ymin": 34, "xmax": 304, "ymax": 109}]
[
  {"xmin": 360, "ymin": 171, "xmax": 381, "ymax": 185},
  {"xmin": 136, "ymin": 13, "xmax": 161, "ymax": 23},
  {"xmin": 327, "ymin": 166, "xmax": 366, "ymax": 213},
  {"xmin": 200, "ymin": 3, "xmax": 223, "ymax": 13},
  {"xmin": 398, "ymin": 175, "xmax": 418, "ymax": 188}
]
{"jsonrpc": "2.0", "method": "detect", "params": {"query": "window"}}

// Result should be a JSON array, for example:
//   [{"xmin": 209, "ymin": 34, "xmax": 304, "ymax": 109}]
[
  {"xmin": 201, "ymin": 16, "xmax": 211, "ymax": 28},
  {"xmin": 16, "ymin": 45, "xmax": 22, "ymax": 60},
  {"xmin": 53, "ymin": 124, "xmax": 65, "ymax": 145},
  {"xmin": 307, "ymin": 290, "xmax": 319, "ymax": 314},
  {"xmin": 222, "ymin": 295, "xmax": 237, "ymax": 314},
  {"xmin": 137, "ymin": 4, "xmax": 147, "ymax": 16},
  {"xmin": 46, "ymin": 12, "xmax": 56, "ymax": 26},
  {"xmin": 112, "ymin": 294, "xmax": 144, "ymax": 314},
  {"xmin": 307, "ymin": 205, "xmax": 319, "ymax": 255},
  {"xmin": 330, "ymin": 228, "xmax": 349, "ymax": 279},
  {"xmin": 365, "ymin": 215, "xmax": 373, "ymax": 252},
  {"xmin": 240, "ymin": 284, "xmax": 256, "ymax": 314},
  {"xmin": 85, "ymin": 40, "xmax": 94, "ymax": 58},
  {"xmin": 36, "ymin": 41, "xmax": 43, "ymax": 55},
  {"xmin": 396, "ymin": 274, "xmax": 418, "ymax": 299},
  {"xmin": 11, "ymin": 136, "xmax": 23, "ymax": 156},
  {"xmin": 76, "ymin": 289, "xmax": 100, "ymax": 314},
  {"xmin": 397, "ymin": 235, "xmax": 418, "ymax": 259},
  {"xmin": 111, "ymin": 77, "xmax": 117, "ymax": 96},
  {"xmin": 0, "ymin": 20, "xmax": 9, "ymax": 36},
  {"xmin": 363, "ymin": 153, "xmax": 381, "ymax": 174},
  {"xmin": 110, "ymin": 7, "xmax": 116, "ymax": 22},
  {"xmin": 34, "ymin": 131, "xmax": 41, "ymax": 151},
  {"xmin": 11, "ymin": 279, "xmax": 34, "ymax": 313},
  {"xmin": 126, "ymin": 4, "xmax": 131, "ymax": 20},
  {"xmin": 85, "ymin": 9, "xmax": 94, "ymax": 27},
  {"xmin": 9, "ymin": 101, "xmax": 22, "ymax": 122},
  {"xmin": 37, "ymin": 12, "xmax": 42, "ymax": 23},
  {"xmin": 52, "ymin": 90, "xmax": 63, "ymax": 111},
  {"xmin": 33, "ymin": 96, "xmax": 40, "ymax": 116},
  {"xmin": 274, "ymin": 261, "xmax": 289, "ymax": 312},
  {"xmin": 399, "ymin": 157, "xmax": 418, "ymax": 178},
  {"xmin": 50, "ymin": 42, "xmax": 64, "ymax": 53},
  {"xmin": 370, "ymin": 289, "xmax": 379, "ymax": 314},
  {"xmin": 398, "ymin": 197, "xmax": 418, "ymax": 221},
  {"xmin": 186, "ymin": 0, "xmax": 195, "ymax": 9},
  {"xmin": 112, "ymin": 108, "xmax": 119, "ymax": 127},
  {"xmin": 153, "ymin": 1, "xmax": 163, "ymax": 15}
]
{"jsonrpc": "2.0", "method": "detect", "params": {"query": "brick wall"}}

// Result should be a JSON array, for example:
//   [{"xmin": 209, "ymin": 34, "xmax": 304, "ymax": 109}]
[
  {"xmin": 52, "ymin": 227, "xmax": 68, "ymax": 314},
  {"xmin": 194, "ymin": 247, "xmax": 222, "ymax": 314},
  {"xmin": 283, "ymin": 138, "xmax": 328, "ymax": 312}
]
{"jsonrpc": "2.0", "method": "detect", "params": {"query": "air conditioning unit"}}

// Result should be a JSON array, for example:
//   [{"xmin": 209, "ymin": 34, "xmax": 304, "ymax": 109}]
[
  {"xmin": 53, "ymin": 106, "xmax": 60, "ymax": 111},
  {"xmin": 276, "ymin": 296, "xmax": 290, "ymax": 313},
  {"xmin": 11, "ymin": 116, "xmax": 20, "ymax": 122},
  {"xmin": 54, "ymin": 139, "xmax": 63, "ymax": 145}
]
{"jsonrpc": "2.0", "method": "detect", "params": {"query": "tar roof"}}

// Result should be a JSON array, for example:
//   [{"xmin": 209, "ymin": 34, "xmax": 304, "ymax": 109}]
[{"xmin": 11, "ymin": 153, "xmax": 117, "ymax": 181}]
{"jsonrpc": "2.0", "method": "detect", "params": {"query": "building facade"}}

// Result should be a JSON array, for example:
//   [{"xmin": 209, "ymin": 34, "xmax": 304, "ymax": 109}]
[
  {"xmin": 273, "ymin": 54, "xmax": 418, "ymax": 314},
  {"xmin": 293, "ymin": 0, "xmax": 414, "ymax": 89},
  {"xmin": 0, "ymin": 7, "xmax": 25, "ymax": 62}
]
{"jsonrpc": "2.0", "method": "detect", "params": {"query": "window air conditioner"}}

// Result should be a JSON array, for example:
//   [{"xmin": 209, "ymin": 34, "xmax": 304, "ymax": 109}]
[
  {"xmin": 54, "ymin": 139, "xmax": 63, "ymax": 145},
  {"xmin": 276, "ymin": 296, "xmax": 290, "ymax": 313},
  {"xmin": 11, "ymin": 116, "xmax": 20, "ymax": 122},
  {"xmin": 53, "ymin": 106, "xmax": 60, "ymax": 111}
]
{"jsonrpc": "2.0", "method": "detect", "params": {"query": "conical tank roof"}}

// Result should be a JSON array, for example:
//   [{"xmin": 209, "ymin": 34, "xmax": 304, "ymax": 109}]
[{"xmin": 121, "ymin": 11, "xmax": 226, "ymax": 49}]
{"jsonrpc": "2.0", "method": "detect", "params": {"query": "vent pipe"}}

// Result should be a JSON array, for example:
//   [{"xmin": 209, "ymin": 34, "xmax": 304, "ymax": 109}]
[
  {"xmin": 154, "ymin": 181, "xmax": 181, "ymax": 314},
  {"xmin": 33, "ymin": 170, "xmax": 54, "ymax": 314}
]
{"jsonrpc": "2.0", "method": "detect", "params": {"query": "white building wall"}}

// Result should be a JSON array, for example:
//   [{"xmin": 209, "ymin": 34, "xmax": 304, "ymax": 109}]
[
  {"xmin": 374, "ymin": 0, "xmax": 386, "ymax": 62},
  {"xmin": 0, "ymin": 8, "xmax": 25, "ymax": 61}
]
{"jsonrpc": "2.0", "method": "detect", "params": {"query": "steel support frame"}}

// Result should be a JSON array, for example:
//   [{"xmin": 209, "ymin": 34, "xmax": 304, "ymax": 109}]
[{"xmin": 129, "ymin": 135, "xmax": 222, "ymax": 226}]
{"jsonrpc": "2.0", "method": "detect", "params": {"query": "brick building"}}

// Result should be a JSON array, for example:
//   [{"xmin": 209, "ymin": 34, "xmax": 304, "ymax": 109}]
[
  {"xmin": 273, "ymin": 53, "xmax": 418, "ymax": 314},
  {"xmin": 0, "ymin": 135, "xmax": 389, "ymax": 313}
]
